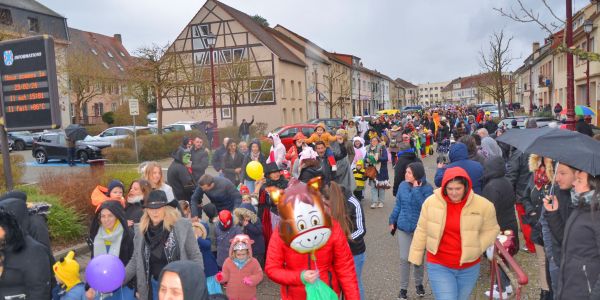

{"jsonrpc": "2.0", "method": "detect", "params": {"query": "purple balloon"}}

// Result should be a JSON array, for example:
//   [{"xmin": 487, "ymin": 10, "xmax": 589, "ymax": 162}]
[{"xmin": 85, "ymin": 254, "xmax": 126, "ymax": 293}]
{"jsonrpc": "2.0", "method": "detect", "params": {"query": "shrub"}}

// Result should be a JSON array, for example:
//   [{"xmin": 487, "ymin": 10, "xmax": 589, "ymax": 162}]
[
  {"xmin": 535, "ymin": 111, "xmax": 554, "ymax": 118},
  {"xmin": 218, "ymin": 126, "xmax": 240, "ymax": 142},
  {"xmin": 18, "ymin": 185, "xmax": 86, "ymax": 243},
  {"xmin": 0, "ymin": 154, "xmax": 25, "ymax": 193},
  {"xmin": 102, "ymin": 111, "xmax": 115, "ymax": 125},
  {"xmin": 102, "ymin": 147, "xmax": 136, "ymax": 163},
  {"xmin": 116, "ymin": 131, "xmax": 188, "ymax": 162},
  {"xmin": 103, "ymin": 166, "xmax": 141, "ymax": 191}
]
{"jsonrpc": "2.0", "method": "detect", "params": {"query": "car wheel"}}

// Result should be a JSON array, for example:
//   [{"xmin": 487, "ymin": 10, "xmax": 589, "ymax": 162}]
[
  {"xmin": 35, "ymin": 151, "xmax": 48, "ymax": 164},
  {"xmin": 14, "ymin": 141, "xmax": 25, "ymax": 151},
  {"xmin": 78, "ymin": 151, "xmax": 89, "ymax": 163}
]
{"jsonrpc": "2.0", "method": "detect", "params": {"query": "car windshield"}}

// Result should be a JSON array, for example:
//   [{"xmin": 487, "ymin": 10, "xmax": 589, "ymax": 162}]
[{"xmin": 271, "ymin": 126, "xmax": 283, "ymax": 134}]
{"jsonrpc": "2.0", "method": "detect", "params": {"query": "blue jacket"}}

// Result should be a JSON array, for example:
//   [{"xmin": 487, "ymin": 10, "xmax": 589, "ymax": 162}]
[
  {"xmin": 434, "ymin": 143, "xmax": 483, "ymax": 194},
  {"xmin": 197, "ymin": 222, "xmax": 219, "ymax": 277},
  {"xmin": 389, "ymin": 180, "xmax": 433, "ymax": 233}
]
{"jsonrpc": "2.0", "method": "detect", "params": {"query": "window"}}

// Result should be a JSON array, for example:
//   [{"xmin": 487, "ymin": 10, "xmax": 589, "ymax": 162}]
[
  {"xmin": 281, "ymin": 79, "xmax": 286, "ymax": 99},
  {"xmin": 101, "ymin": 128, "xmax": 116, "ymax": 137},
  {"xmin": 298, "ymin": 82, "xmax": 302, "ymax": 98},
  {"xmin": 111, "ymin": 102, "xmax": 117, "ymax": 111},
  {"xmin": 102, "ymin": 62, "xmax": 109, "ymax": 69},
  {"xmin": 27, "ymin": 17, "xmax": 39, "ymax": 32},
  {"xmin": 282, "ymin": 108, "xmax": 287, "ymax": 124},
  {"xmin": 107, "ymin": 51, "xmax": 114, "ymax": 58},
  {"xmin": 0, "ymin": 8, "xmax": 12, "ymax": 25},
  {"xmin": 119, "ymin": 51, "xmax": 125, "ymax": 57},
  {"xmin": 290, "ymin": 80, "xmax": 295, "ymax": 99},
  {"xmin": 280, "ymin": 127, "xmax": 297, "ymax": 138},
  {"xmin": 292, "ymin": 108, "xmax": 296, "ymax": 123},
  {"xmin": 91, "ymin": 48, "xmax": 98, "ymax": 55},
  {"xmin": 116, "ymin": 63, "xmax": 124, "ymax": 71}
]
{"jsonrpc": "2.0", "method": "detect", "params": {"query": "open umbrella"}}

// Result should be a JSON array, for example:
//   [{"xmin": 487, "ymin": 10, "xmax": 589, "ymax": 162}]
[
  {"xmin": 496, "ymin": 127, "xmax": 600, "ymax": 176},
  {"xmin": 64, "ymin": 124, "xmax": 88, "ymax": 141},
  {"xmin": 559, "ymin": 105, "xmax": 596, "ymax": 116}
]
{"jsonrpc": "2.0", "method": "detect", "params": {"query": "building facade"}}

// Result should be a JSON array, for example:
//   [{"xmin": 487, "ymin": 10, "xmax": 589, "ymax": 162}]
[{"xmin": 417, "ymin": 81, "xmax": 449, "ymax": 106}]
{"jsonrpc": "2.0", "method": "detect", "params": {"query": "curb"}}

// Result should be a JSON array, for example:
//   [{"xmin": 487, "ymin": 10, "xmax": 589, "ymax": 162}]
[{"xmin": 53, "ymin": 242, "xmax": 90, "ymax": 261}]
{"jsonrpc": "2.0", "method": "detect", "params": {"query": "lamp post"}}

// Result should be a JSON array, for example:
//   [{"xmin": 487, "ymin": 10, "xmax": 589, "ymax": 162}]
[
  {"xmin": 565, "ymin": 0, "xmax": 576, "ymax": 131},
  {"xmin": 584, "ymin": 19, "xmax": 593, "ymax": 107},
  {"xmin": 205, "ymin": 32, "xmax": 219, "ymax": 149},
  {"xmin": 313, "ymin": 62, "xmax": 319, "ymax": 118},
  {"xmin": 357, "ymin": 71, "xmax": 362, "ymax": 115}
]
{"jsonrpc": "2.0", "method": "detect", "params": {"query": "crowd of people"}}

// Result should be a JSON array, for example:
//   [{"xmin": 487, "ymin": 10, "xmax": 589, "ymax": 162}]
[{"xmin": 0, "ymin": 105, "xmax": 599, "ymax": 300}]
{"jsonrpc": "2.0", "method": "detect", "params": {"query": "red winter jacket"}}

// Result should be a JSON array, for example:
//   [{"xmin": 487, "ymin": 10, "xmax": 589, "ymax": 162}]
[{"xmin": 265, "ymin": 220, "xmax": 360, "ymax": 300}]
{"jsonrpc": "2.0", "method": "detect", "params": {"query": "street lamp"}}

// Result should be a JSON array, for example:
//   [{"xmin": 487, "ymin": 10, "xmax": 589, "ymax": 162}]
[
  {"xmin": 584, "ymin": 19, "xmax": 593, "ymax": 107},
  {"xmin": 205, "ymin": 32, "xmax": 219, "ymax": 149},
  {"xmin": 313, "ymin": 62, "xmax": 319, "ymax": 118}
]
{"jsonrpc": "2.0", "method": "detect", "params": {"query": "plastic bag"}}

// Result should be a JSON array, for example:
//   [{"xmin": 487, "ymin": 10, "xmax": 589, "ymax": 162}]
[{"xmin": 304, "ymin": 278, "xmax": 338, "ymax": 300}]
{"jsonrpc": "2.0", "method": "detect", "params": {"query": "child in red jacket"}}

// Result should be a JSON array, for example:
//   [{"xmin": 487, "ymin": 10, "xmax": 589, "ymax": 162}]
[{"xmin": 216, "ymin": 234, "xmax": 263, "ymax": 300}]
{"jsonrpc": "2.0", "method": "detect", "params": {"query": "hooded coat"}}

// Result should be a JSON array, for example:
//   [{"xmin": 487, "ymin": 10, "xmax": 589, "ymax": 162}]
[
  {"xmin": 330, "ymin": 140, "xmax": 356, "ymax": 192},
  {"xmin": 167, "ymin": 148, "xmax": 196, "ymax": 201},
  {"xmin": 481, "ymin": 157, "xmax": 519, "ymax": 249},
  {"xmin": 191, "ymin": 176, "xmax": 242, "ymax": 217},
  {"xmin": 88, "ymin": 200, "xmax": 135, "ymax": 266},
  {"xmin": 265, "ymin": 220, "xmax": 360, "ymax": 300},
  {"xmin": 266, "ymin": 133, "xmax": 288, "ymax": 169},
  {"xmin": 505, "ymin": 148, "xmax": 531, "ymax": 203},
  {"xmin": 197, "ymin": 221, "xmax": 219, "ymax": 277},
  {"xmin": 392, "ymin": 147, "xmax": 422, "ymax": 196},
  {"xmin": 434, "ymin": 143, "xmax": 484, "ymax": 194},
  {"xmin": 159, "ymin": 261, "xmax": 209, "ymax": 300},
  {"xmin": 220, "ymin": 235, "xmax": 264, "ymax": 300},
  {"xmin": 286, "ymin": 132, "xmax": 307, "ymax": 170},
  {"xmin": 191, "ymin": 145, "xmax": 210, "ymax": 182},
  {"xmin": 0, "ymin": 192, "xmax": 51, "ymax": 249},
  {"xmin": 389, "ymin": 175, "xmax": 434, "ymax": 234},
  {"xmin": 521, "ymin": 154, "xmax": 554, "ymax": 243},
  {"xmin": 480, "ymin": 137, "xmax": 503, "ymax": 159},
  {"xmin": 351, "ymin": 137, "xmax": 366, "ymax": 169},
  {"xmin": 0, "ymin": 209, "xmax": 52, "ymax": 300},
  {"xmin": 222, "ymin": 149, "xmax": 244, "ymax": 186},
  {"xmin": 234, "ymin": 203, "xmax": 265, "ymax": 257}
]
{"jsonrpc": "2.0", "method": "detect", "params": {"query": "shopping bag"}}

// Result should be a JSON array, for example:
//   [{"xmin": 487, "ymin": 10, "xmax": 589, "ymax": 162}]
[{"xmin": 303, "ymin": 278, "xmax": 338, "ymax": 300}]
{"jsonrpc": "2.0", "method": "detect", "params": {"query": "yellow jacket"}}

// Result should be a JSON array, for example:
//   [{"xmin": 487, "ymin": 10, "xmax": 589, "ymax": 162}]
[{"xmin": 408, "ymin": 188, "xmax": 499, "ymax": 266}]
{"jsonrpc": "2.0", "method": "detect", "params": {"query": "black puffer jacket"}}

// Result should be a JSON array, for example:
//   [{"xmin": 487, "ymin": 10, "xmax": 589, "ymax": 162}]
[
  {"xmin": 481, "ymin": 157, "xmax": 519, "ymax": 250},
  {"xmin": 505, "ymin": 148, "xmax": 531, "ymax": 203},
  {"xmin": 191, "ymin": 146, "xmax": 210, "ymax": 183},
  {"xmin": 0, "ymin": 191, "xmax": 51, "ymax": 249},
  {"xmin": 167, "ymin": 148, "xmax": 195, "ymax": 201},
  {"xmin": 554, "ymin": 199, "xmax": 600, "ymax": 299},
  {"xmin": 392, "ymin": 149, "xmax": 421, "ymax": 196},
  {"xmin": 342, "ymin": 186, "xmax": 366, "ymax": 256}
]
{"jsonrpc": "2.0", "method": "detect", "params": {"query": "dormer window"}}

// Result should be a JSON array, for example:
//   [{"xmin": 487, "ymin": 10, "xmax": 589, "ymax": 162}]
[
  {"xmin": 91, "ymin": 48, "xmax": 98, "ymax": 55},
  {"xmin": 102, "ymin": 62, "xmax": 109, "ymax": 69},
  {"xmin": 116, "ymin": 63, "xmax": 124, "ymax": 71},
  {"xmin": 107, "ymin": 51, "xmax": 113, "ymax": 58},
  {"xmin": 119, "ymin": 51, "xmax": 125, "ymax": 57}
]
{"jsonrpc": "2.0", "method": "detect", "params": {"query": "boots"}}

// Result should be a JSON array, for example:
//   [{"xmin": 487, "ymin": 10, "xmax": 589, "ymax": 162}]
[{"xmin": 540, "ymin": 289, "xmax": 552, "ymax": 300}]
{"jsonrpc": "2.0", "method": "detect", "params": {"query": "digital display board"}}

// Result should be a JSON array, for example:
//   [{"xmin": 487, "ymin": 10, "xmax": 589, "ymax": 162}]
[{"xmin": 0, "ymin": 35, "xmax": 60, "ymax": 131}]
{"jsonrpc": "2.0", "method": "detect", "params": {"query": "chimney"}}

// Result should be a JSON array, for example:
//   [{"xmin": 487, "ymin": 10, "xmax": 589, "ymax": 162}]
[
  {"xmin": 114, "ymin": 34, "xmax": 122, "ymax": 43},
  {"xmin": 532, "ymin": 42, "xmax": 540, "ymax": 53}
]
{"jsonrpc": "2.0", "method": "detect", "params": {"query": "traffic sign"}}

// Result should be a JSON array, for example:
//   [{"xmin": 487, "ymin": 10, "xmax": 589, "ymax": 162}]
[{"xmin": 129, "ymin": 99, "xmax": 139, "ymax": 116}]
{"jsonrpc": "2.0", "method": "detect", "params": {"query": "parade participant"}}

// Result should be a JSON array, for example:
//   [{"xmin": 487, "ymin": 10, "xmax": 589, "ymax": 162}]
[
  {"xmin": 331, "ymin": 129, "xmax": 356, "ymax": 191},
  {"xmin": 286, "ymin": 132, "xmax": 307, "ymax": 178},
  {"xmin": 546, "ymin": 170, "xmax": 600, "ymax": 299},
  {"xmin": 192, "ymin": 221, "xmax": 222, "ymax": 295},
  {"xmin": 190, "ymin": 136, "xmax": 210, "ymax": 183},
  {"xmin": 358, "ymin": 116, "xmax": 370, "ymax": 138},
  {"xmin": 409, "ymin": 167, "xmax": 499, "ymax": 300},
  {"xmin": 87, "ymin": 200, "xmax": 135, "ymax": 299},
  {"xmin": 347, "ymin": 120, "xmax": 358, "ymax": 138},
  {"xmin": 266, "ymin": 132, "xmax": 288, "ymax": 169},
  {"xmin": 366, "ymin": 136, "xmax": 390, "ymax": 208},
  {"xmin": 265, "ymin": 178, "xmax": 360, "ymax": 300},
  {"xmin": 142, "ymin": 161, "xmax": 176, "ymax": 202},
  {"xmin": 392, "ymin": 143, "xmax": 421, "ymax": 197},
  {"xmin": 434, "ymin": 143, "xmax": 484, "ymax": 194},
  {"xmin": 241, "ymin": 139, "xmax": 267, "ymax": 194},
  {"xmin": 0, "ymin": 207, "xmax": 52, "ymax": 300},
  {"xmin": 211, "ymin": 137, "xmax": 230, "ymax": 173},
  {"xmin": 256, "ymin": 162, "xmax": 289, "ymax": 250},
  {"xmin": 388, "ymin": 125, "xmax": 403, "ymax": 165},
  {"xmin": 351, "ymin": 136, "xmax": 366, "ymax": 169},
  {"xmin": 234, "ymin": 203, "xmax": 266, "ymax": 266},
  {"xmin": 322, "ymin": 182, "xmax": 367, "ymax": 300},
  {"xmin": 191, "ymin": 174, "xmax": 242, "ymax": 218},
  {"xmin": 314, "ymin": 141, "xmax": 334, "ymax": 185},
  {"xmin": 222, "ymin": 139, "xmax": 244, "ymax": 186},
  {"xmin": 0, "ymin": 191, "xmax": 52, "ymax": 249},
  {"xmin": 158, "ymin": 261, "xmax": 209, "ymax": 300},
  {"xmin": 126, "ymin": 179, "xmax": 153, "ymax": 226},
  {"xmin": 167, "ymin": 147, "xmax": 196, "ymax": 202},
  {"xmin": 216, "ymin": 210, "xmax": 243, "ymax": 268},
  {"xmin": 304, "ymin": 123, "xmax": 338, "ymax": 172},
  {"xmin": 353, "ymin": 160, "xmax": 366, "ymax": 201},
  {"xmin": 389, "ymin": 162, "xmax": 432, "ymax": 299},
  {"xmin": 216, "ymin": 234, "xmax": 263, "ymax": 300},
  {"xmin": 53, "ymin": 251, "xmax": 86, "ymax": 300},
  {"xmin": 124, "ymin": 190, "xmax": 203, "ymax": 300},
  {"xmin": 238, "ymin": 116, "xmax": 254, "ymax": 142}
]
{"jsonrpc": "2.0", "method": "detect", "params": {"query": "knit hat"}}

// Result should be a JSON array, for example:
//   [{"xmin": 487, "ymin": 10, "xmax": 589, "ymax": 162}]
[
  {"xmin": 219, "ymin": 210, "xmax": 233, "ymax": 229},
  {"xmin": 356, "ymin": 159, "xmax": 364, "ymax": 167},
  {"xmin": 203, "ymin": 203, "xmax": 218, "ymax": 220},
  {"xmin": 53, "ymin": 251, "xmax": 81, "ymax": 291},
  {"xmin": 106, "ymin": 180, "xmax": 124, "ymax": 197},
  {"xmin": 407, "ymin": 162, "xmax": 426, "ymax": 182}
]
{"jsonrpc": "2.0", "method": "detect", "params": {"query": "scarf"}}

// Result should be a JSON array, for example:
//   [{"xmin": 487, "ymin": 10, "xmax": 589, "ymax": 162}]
[
  {"xmin": 145, "ymin": 221, "xmax": 169, "ymax": 259},
  {"xmin": 233, "ymin": 257, "xmax": 250, "ymax": 270},
  {"xmin": 127, "ymin": 194, "xmax": 144, "ymax": 204},
  {"xmin": 534, "ymin": 167, "xmax": 549, "ymax": 190},
  {"xmin": 250, "ymin": 151, "xmax": 260, "ymax": 161},
  {"xmin": 571, "ymin": 190, "xmax": 595, "ymax": 207},
  {"xmin": 266, "ymin": 177, "xmax": 288, "ymax": 190},
  {"xmin": 93, "ymin": 221, "xmax": 124, "ymax": 258}
]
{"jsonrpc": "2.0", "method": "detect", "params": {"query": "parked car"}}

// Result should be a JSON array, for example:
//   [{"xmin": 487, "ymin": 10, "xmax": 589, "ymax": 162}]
[
  {"xmin": 148, "ymin": 124, "xmax": 175, "ymax": 134},
  {"xmin": 147, "ymin": 112, "xmax": 157, "ymax": 125},
  {"xmin": 7, "ymin": 131, "xmax": 35, "ymax": 150},
  {"xmin": 0, "ymin": 137, "xmax": 14, "ymax": 153},
  {"xmin": 307, "ymin": 118, "xmax": 343, "ymax": 131},
  {"xmin": 94, "ymin": 126, "xmax": 150, "ymax": 146},
  {"xmin": 32, "ymin": 132, "xmax": 111, "ymax": 164},
  {"xmin": 401, "ymin": 105, "xmax": 423, "ymax": 113},
  {"xmin": 270, "ymin": 123, "xmax": 330, "ymax": 150}
]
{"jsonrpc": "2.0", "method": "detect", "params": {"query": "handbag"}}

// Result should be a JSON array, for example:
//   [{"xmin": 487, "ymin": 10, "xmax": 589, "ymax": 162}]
[
  {"xmin": 365, "ymin": 165, "xmax": 378, "ymax": 179},
  {"xmin": 389, "ymin": 138, "xmax": 397, "ymax": 148}
]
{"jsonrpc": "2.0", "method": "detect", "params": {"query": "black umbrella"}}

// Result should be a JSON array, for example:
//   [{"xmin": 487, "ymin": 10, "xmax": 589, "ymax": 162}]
[
  {"xmin": 64, "ymin": 124, "xmax": 88, "ymax": 141},
  {"xmin": 497, "ymin": 127, "xmax": 600, "ymax": 176}
]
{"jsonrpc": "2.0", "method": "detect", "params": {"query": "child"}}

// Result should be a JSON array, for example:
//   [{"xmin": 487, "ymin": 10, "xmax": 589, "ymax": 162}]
[
  {"xmin": 351, "ymin": 136, "xmax": 366, "ymax": 169},
  {"xmin": 203, "ymin": 203, "xmax": 219, "ymax": 259},
  {"xmin": 53, "ymin": 251, "xmax": 86, "ymax": 300},
  {"xmin": 424, "ymin": 128, "xmax": 433, "ymax": 157},
  {"xmin": 216, "ymin": 209, "xmax": 243, "ymax": 268},
  {"xmin": 178, "ymin": 200, "xmax": 191, "ymax": 218},
  {"xmin": 192, "ymin": 221, "xmax": 223, "ymax": 295},
  {"xmin": 240, "ymin": 185, "xmax": 258, "ymax": 210},
  {"xmin": 353, "ymin": 159, "xmax": 366, "ymax": 201},
  {"xmin": 303, "ymin": 123, "xmax": 338, "ymax": 171},
  {"xmin": 234, "ymin": 203, "xmax": 265, "ymax": 267},
  {"xmin": 216, "ymin": 234, "xmax": 263, "ymax": 300}
]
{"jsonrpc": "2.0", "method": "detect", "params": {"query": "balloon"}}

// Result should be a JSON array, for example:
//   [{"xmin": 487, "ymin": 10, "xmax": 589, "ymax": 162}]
[
  {"xmin": 85, "ymin": 254, "xmax": 125, "ymax": 293},
  {"xmin": 246, "ymin": 161, "xmax": 264, "ymax": 181}
]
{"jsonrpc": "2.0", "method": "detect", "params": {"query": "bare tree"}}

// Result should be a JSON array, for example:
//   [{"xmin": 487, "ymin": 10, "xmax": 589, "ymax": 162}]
[
  {"xmin": 494, "ymin": 0, "xmax": 564, "ymax": 36},
  {"xmin": 479, "ymin": 30, "xmax": 514, "ymax": 118},
  {"xmin": 323, "ymin": 65, "xmax": 349, "ymax": 118},
  {"xmin": 218, "ymin": 58, "xmax": 252, "ymax": 126}
]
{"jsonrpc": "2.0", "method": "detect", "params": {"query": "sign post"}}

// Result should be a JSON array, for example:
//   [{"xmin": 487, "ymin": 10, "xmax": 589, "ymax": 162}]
[
  {"xmin": 0, "ymin": 35, "xmax": 60, "ymax": 191},
  {"xmin": 129, "ymin": 99, "xmax": 139, "ymax": 163}
]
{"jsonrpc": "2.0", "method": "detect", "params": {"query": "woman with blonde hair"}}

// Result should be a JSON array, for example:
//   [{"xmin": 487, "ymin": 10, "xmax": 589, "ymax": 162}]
[
  {"xmin": 124, "ymin": 190, "xmax": 202, "ymax": 300},
  {"xmin": 141, "ymin": 161, "xmax": 175, "ymax": 202}
]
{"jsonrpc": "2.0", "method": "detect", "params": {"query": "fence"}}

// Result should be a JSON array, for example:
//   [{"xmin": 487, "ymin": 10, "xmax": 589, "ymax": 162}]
[{"xmin": 489, "ymin": 240, "xmax": 529, "ymax": 299}]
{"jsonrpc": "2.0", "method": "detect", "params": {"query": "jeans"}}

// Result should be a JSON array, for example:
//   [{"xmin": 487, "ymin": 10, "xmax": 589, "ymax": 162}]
[
  {"xmin": 397, "ymin": 231, "xmax": 423, "ymax": 289},
  {"xmin": 244, "ymin": 179, "xmax": 256, "ymax": 194},
  {"xmin": 94, "ymin": 286, "xmax": 136, "ymax": 300},
  {"xmin": 368, "ymin": 180, "xmax": 385, "ymax": 204},
  {"xmin": 241, "ymin": 134, "xmax": 250, "ymax": 143},
  {"xmin": 353, "ymin": 252, "xmax": 366, "ymax": 300},
  {"xmin": 68, "ymin": 147, "xmax": 76, "ymax": 166},
  {"xmin": 151, "ymin": 278, "xmax": 159, "ymax": 300},
  {"xmin": 540, "ymin": 208, "xmax": 559, "ymax": 293},
  {"xmin": 427, "ymin": 262, "xmax": 480, "ymax": 300}
]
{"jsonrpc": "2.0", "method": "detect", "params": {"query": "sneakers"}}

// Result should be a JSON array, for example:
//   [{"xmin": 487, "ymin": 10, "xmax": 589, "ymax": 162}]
[
  {"xmin": 377, "ymin": 202, "xmax": 384, "ymax": 208},
  {"xmin": 416, "ymin": 284, "xmax": 425, "ymax": 297},
  {"xmin": 484, "ymin": 284, "xmax": 512, "ymax": 299},
  {"xmin": 370, "ymin": 203, "xmax": 377, "ymax": 209},
  {"xmin": 331, "ymin": 165, "xmax": 337, "ymax": 172},
  {"xmin": 397, "ymin": 289, "xmax": 408, "ymax": 300}
]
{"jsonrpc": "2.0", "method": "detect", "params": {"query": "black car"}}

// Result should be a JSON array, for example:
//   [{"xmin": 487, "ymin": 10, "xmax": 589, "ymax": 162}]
[
  {"xmin": 7, "ymin": 131, "xmax": 35, "ymax": 151},
  {"xmin": 32, "ymin": 132, "xmax": 111, "ymax": 164}
]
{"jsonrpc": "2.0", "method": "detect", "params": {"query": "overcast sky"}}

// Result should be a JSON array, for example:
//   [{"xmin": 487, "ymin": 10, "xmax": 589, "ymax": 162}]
[{"xmin": 39, "ymin": 0, "xmax": 589, "ymax": 84}]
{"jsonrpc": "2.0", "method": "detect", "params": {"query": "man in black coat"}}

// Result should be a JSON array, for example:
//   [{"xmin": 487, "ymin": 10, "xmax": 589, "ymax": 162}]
[
  {"xmin": 190, "ymin": 136, "xmax": 210, "ymax": 183},
  {"xmin": 0, "ymin": 207, "xmax": 52, "ymax": 300},
  {"xmin": 167, "ymin": 148, "xmax": 196, "ymax": 201},
  {"xmin": 191, "ymin": 174, "xmax": 242, "ymax": 220},
  {"xmin": 0, "ymin": 191, "xmax": 51, "ymax": 249},
  {"xmin": 483, "ymin": 114, "xmax": 498, "ymax": 134},
  {"xmin": 238, "ymin": 116, "xmax": 254, "ymax": 142},
  {"xmin": 481, "ymin": 157, "xmax": 519, "ymax": 242},
  {"xmin": 211, "ymin": 137, "xmax": 230, "ymax": 173},
  {"xmin": 392, "ymin": 143, "xmax": 421, "ymax": 197},
  {"xmin": 575, "ymin": 116, "xmax": 594, "ymax": 137}
]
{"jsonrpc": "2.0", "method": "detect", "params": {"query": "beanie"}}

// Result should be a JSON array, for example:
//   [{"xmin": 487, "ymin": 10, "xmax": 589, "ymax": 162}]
[
  {"xmin": 53, "ymin": 251, "xmax": 81, "ymax": 291},
  {"xmin": 407, "ymin": 162, "xmax": 426, "ymax": 182},
  {"xmin": 106, "ymin": 180, "xmax": 125, "ymax": 196}
]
